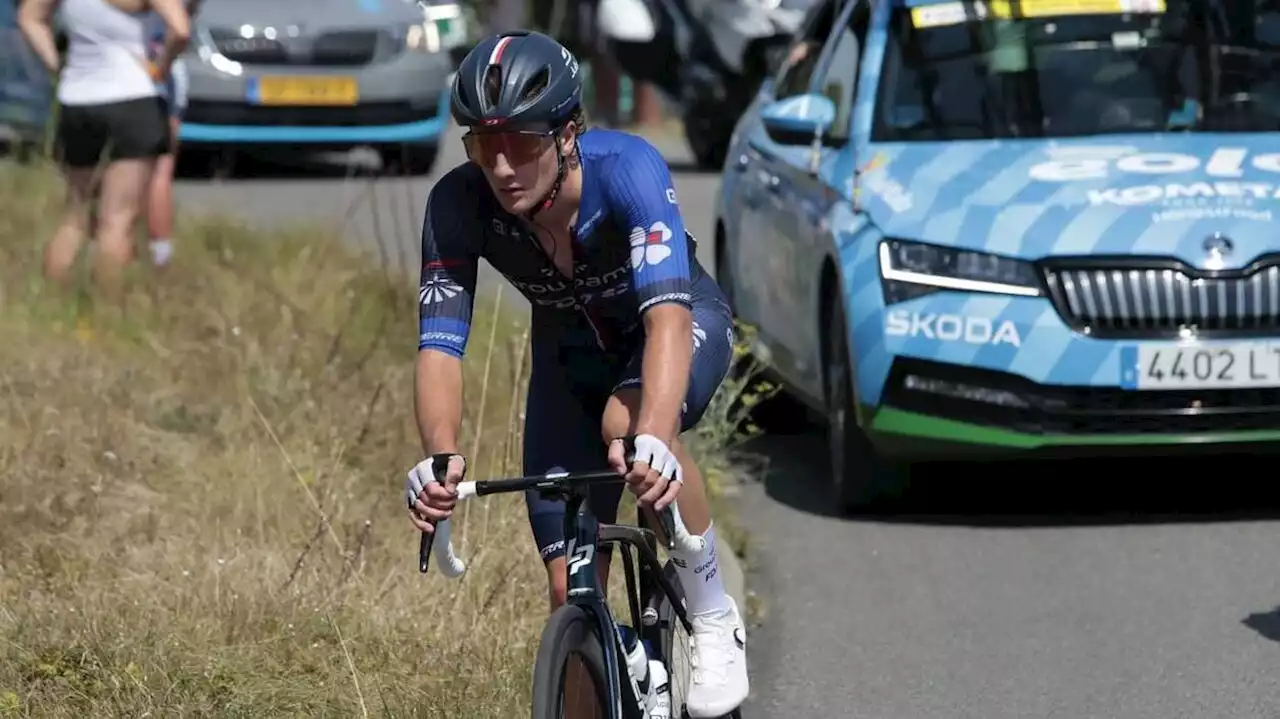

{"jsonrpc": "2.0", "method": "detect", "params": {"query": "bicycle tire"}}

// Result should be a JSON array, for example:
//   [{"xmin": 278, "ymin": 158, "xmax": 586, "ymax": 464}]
[{"xmin": 531, "ymin": 604, "xmax": 614, "ymax": 719}]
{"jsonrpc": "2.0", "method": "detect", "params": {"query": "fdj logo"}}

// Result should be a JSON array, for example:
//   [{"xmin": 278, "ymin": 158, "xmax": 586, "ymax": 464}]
[{"xmin": 885, "ymin": 310, "xmax": 1021, "ymax": 347}]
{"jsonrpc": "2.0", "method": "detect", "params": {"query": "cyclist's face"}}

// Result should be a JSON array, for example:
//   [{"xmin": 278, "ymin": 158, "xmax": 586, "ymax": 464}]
[{"xmin": 465, "ymin": 123, "xmax": 576, "ymax": 214}]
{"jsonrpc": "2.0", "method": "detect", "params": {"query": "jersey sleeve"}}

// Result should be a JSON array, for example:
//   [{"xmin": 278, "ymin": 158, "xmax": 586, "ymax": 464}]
[
  {"xmin": 605, "ymin": 138, "xmax": 694, "ymax": 314},
  {"xmin": 418, "ymin": 172, "xmax": 480, "ymax": 358}
]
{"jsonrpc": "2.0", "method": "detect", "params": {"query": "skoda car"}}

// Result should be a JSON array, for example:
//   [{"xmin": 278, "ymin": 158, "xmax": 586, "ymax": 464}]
[
  {"xmin": 715, "ymin": 0, "xmax": 1280, "ymax": 510},
  {"xmin": 181, "ymin": 0, "xmax": 466, "ymax": 173}
]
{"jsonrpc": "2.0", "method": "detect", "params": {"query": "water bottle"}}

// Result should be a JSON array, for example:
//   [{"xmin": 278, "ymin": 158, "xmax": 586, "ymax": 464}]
[
  {"xmin": 646, "ymin": 657, "xmax": 671, "ymax": 719},
  {"xmin": 617, "ymin": 624, "xmax": 651, "ymax": 692},
  {"xmin": 617, "ymin": 624, "xmax": 671, "ymax": 719}
]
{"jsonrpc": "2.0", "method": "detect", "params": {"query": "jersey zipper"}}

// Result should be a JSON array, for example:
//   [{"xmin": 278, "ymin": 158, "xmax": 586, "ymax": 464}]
[{"xmin": 526, "ymin": 228, "xmax": 610, "ymax": 352}]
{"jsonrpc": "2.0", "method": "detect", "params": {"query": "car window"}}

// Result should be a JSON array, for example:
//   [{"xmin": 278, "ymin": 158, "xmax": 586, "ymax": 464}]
[
  {"xmin": 772, "ymin": 0, "xmax": 839, "ymax": 99},
  {"xmin": 812, "ymin": 1, "xmax": 870, "ymax": 144}
]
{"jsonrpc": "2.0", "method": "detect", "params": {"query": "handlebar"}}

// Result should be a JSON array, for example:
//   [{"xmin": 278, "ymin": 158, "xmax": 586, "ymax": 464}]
[{"xmin": 416, "ymin": 464, "xmax": 705, "ymax": 578}]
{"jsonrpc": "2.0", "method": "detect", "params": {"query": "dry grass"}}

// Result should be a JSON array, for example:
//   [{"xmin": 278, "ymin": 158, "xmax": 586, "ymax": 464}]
[{"xmin": 0, "ymin": 162, "xmax": 768, "ymax": 717}]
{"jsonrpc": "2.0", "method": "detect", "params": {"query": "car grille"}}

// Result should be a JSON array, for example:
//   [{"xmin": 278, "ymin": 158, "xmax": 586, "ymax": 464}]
[
  {"xmin": 184, "ymin": 100, "xmax": 438, "ymax": 127},
  {"xmin": 209, "ymin": 28, "xmax": 394, "ymax": 66},
  {"xmin": 1042, "ymin": 259, "xmax": 1280, "ymax": 338},
  {"xmin": 882, "ymin": 358, "xmax": 1280, "ymax": 437}
]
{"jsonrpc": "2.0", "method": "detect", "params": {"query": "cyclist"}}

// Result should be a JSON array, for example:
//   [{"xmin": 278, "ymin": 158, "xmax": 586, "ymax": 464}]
[{"xmin": 404, "ymin": 30, "xmax": 748, "ymax": 718}]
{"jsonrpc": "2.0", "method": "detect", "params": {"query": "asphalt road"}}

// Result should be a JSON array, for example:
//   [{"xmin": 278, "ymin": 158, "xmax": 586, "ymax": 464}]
[{"xmin": 174, "ymin": 127, "xmax": 1280, "ymax": 718}]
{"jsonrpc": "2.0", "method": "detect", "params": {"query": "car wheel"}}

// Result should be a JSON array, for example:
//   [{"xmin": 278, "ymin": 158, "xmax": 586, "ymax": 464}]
[
  {"xmin": 381, "ymin": 143, "xmax": 438, "ymax": 176},
  {"xmin": 824, "ymin": 295, "xmax": 906, "ymax": 513}
]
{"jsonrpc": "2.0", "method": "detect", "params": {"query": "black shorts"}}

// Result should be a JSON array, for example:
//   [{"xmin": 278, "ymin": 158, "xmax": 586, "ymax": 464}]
[
  {"xmin": 57, "ymin": 96, "xmax": 171, "ymax": 169},
  {"xmin": 522, "ymin": 275, "xmax": 736, "ymax": 563}
]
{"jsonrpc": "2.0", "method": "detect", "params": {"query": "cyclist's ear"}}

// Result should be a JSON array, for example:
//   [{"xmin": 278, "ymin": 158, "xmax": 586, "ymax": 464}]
[{"xmin": 558, "ymin": 122, "xmax": 577, "ymax": 156}]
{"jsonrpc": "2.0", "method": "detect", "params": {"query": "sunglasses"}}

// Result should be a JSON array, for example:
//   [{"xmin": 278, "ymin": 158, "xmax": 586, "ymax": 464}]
[{"xmin": 462, "ymin": 129, "xmax": 558, "ymax": 167}]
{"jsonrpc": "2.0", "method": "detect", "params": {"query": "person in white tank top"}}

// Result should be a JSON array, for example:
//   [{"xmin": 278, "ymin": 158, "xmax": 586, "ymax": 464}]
[{"xmin": 17, "ymin": 0, "xmax": 190, "ymax": 296}]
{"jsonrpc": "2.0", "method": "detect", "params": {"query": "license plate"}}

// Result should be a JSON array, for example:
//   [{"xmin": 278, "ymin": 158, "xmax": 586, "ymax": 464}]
[
  {"xmin": 247, "ymin": 76, "xmax": 358, "ymax": 106},
  {"xmin": 1120, "ymin": 343, "xmax": 1280, "ymax": 390}
]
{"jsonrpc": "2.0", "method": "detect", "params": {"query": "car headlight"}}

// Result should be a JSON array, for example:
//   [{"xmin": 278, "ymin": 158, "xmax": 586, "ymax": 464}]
[
  {"xmin": 405, "ymin": 22, "xmax": 438, "ymax": 53},
  {"xmin": 879, "ymin": 239, "xmax": 1042, "ymax": 303},
  {"xmin": 406, "ymin": 4, "xmax": 465, "ymax": 53}
]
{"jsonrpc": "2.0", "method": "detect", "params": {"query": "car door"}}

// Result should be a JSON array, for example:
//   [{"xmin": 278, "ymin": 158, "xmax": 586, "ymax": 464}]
[
  {"xmin": 0, "ymin": 1, "xmax": 53, "ymax": 147},
  {"xmin": 766, "ymin": 0, "xmax": 870, "ymax": 397},
  {"xmin": 735, "ymin": 0, "xmax": 845, "ymax": 381}
]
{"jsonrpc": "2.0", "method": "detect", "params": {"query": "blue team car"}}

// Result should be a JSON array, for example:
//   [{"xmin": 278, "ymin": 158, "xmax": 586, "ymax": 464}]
[
  {"xmin": 180, "ymin": 0, "xmax": 467, "ymax": 173},
  {"xmin": 715, "ymin": 0, "xmax": 1280, "ymax": 509}
]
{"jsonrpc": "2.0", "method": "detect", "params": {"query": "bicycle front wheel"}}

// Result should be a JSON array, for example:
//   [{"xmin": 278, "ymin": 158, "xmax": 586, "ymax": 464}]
[{"xmin": 531, "ymin": 604, "xmax": 613, "ymax": 719}]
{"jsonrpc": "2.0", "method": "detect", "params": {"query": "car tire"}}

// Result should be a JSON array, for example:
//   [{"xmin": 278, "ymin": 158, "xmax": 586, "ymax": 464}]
[
  {"xmin": 381, "ymin": 143, "xmax": 438, "ymax": 176},
  {"xmin": 824, "ymin": 294, "xmax": 906, "ymax": 513}
]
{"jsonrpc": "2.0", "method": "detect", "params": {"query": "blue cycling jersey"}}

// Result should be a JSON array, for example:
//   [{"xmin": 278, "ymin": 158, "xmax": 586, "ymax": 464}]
[
  {"xmin": 418, "ymin": 129, "xmax": 736, "ymax": 564},
  {"xmin": 417, "ymin": 129, "xmax": 704, "ymax": 358}
]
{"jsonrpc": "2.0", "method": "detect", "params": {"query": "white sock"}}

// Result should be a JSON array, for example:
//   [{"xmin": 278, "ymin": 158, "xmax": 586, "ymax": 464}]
[
  {"xmin": 670, "ymin": 522, "xmax": 732, "ymax": 617},
  {"xmin": 150, "ymin": 238, "xmax": 173, "ymax": 267}
]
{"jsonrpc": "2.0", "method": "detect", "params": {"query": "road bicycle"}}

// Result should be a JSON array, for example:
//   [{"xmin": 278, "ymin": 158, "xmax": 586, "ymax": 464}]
[{"xmin": 416, "ymin": 453, "xmax": 745, "ymax": 719}]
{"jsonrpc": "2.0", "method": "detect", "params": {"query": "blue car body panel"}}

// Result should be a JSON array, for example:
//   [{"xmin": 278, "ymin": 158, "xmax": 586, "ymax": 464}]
[
  {"xmin": 0, "ymin": 1, "xmax": 54, "ymax": 147},
  {"xmin": 716, "ymin": 0, "xmax": 1280, "ymax": 453}
]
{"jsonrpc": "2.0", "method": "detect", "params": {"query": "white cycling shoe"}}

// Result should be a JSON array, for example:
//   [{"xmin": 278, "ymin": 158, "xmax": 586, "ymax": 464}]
[{"xmin": 684, "ymin": 597, "xmax": 749, "ymax": 718}]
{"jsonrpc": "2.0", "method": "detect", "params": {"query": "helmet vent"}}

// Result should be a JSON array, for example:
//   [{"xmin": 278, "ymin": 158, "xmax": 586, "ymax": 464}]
[
  {"xmin": 482, "ymin": 64, "xmax": 503, "ymax": 112},
  {"xmin": 516, "ymin": 66, "xmax": 551, "ymax": 111}
]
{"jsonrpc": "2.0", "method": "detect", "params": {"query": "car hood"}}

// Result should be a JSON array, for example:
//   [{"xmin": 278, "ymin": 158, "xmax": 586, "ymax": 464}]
[
  {"xmin": 198, "ymin": 0, "xmax": 426, "ymax": 30},
  {"xmin": 856, "ymin": 134, "xmax": 1280, "ymax": 271}
]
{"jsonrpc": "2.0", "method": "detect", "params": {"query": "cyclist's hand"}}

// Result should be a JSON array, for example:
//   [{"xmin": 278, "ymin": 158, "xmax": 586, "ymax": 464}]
[
  {"xmin": 611, "ymin": 434, "xmax": 682, "ymax": 511},
  {"xmin": 405, "ymin": 454, "xmax": 466, "ymax": 534}
]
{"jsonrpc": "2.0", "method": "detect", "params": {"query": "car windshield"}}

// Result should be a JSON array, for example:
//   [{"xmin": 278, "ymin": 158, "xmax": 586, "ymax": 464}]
[{"xmin": 873, "ymin": 0, "xmax": 1280, "ymax": 141}]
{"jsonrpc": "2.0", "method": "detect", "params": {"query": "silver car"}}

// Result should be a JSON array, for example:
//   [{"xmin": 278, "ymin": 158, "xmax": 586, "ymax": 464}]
[{"xmin": 182, "ymin": 0, "xmax": 467, "ymax": 173}]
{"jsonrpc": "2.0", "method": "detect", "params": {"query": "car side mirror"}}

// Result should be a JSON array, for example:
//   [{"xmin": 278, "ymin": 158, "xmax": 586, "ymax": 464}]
[
  {"xmin": 760, "ymin": 92, "xmax": 835, "ymax": 144},
  {"xmin": 760, "ymin": 92, "xmax": 836, "ymax": 174}
]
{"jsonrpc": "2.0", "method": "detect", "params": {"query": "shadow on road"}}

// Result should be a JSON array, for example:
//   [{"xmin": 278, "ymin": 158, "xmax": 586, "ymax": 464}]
[
  {"xmin": 735, "ymin": 427, "xmax": 1280, "ymax": 528},
  {"xmin": 1242, "ymin": 606, "xmax": 1280, "ymax": 643}
]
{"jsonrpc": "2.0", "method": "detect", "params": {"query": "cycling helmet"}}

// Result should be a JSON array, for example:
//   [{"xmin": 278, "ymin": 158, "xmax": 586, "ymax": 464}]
[{"xmin": 450, "ymin": 31, "xmax": 583, "ymax": 129}]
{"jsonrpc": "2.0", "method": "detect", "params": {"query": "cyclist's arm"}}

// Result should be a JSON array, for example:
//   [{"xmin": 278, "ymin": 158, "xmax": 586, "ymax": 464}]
[
  {"xmin": 610, "ymin": 137, "xmax": 696, "ymax": 444},
  {"xmin": 415, "ymin": 175, "xmax": 481, "ymax": 457}
]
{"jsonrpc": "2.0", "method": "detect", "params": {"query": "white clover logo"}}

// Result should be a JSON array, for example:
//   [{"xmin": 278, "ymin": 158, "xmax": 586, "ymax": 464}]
[
  {"xmin": 692, "ymin": 322, "xmax": 707, "ymax": 350},
  {"xmin": 419, "ymin": 276, "xmax": 463, "ymax": 305},
  {"xmin": 629, "ymin": 221, "xmax": 673, "ymax": 269}
]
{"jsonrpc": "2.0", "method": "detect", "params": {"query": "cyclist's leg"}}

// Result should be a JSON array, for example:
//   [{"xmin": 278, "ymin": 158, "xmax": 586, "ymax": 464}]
[
  {"xmin": 602, "ymin": 292, "xmax": 749, "ymax": 718},
  {"xmin": 602, "ymin": 293, "xmax": 735, "ymax": 611},
  {"xmin": 523, "ymin": 341, "xmax": 626, "ymax": 610}
]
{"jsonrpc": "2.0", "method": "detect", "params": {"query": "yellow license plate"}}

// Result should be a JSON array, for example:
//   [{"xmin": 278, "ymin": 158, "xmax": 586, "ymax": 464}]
[{"xmin": 251, "ymin": 76, "xmax": 359, "ymax": 106}]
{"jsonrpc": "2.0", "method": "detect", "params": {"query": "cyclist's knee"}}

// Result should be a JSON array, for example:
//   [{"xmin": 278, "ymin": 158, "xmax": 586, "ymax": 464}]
[
  {"xmin": 545, "ymin": 558, "xmax": 569, "ymax": 609},
  {"xmin": 601, "ymin": 387, "xmax": 641, "ymax": 442}
]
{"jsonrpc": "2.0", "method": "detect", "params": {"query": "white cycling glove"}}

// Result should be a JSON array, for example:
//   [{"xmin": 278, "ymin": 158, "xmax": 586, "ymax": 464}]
[
  {"xmin": 405, "ymin": 453, "xmax": 465, "ymax": 510},
  {"xmin": 632, "ymin": 433, "xmax": 682, "ymax": 483}
]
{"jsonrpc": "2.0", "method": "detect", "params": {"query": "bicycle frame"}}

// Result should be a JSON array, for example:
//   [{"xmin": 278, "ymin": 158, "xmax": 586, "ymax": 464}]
[
  {"xmin": 414, "ymin": 460, "xmax": 703, "ymax": 717},
  {"xmin": 559, "ymin": 489, "xmax": 693, "ymax": 719}
]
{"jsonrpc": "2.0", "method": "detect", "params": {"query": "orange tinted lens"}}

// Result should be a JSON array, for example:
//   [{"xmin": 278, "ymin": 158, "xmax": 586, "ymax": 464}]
[{"xmin": 464, "ymin": 132, "xmax": 549, "ymax": 166}]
